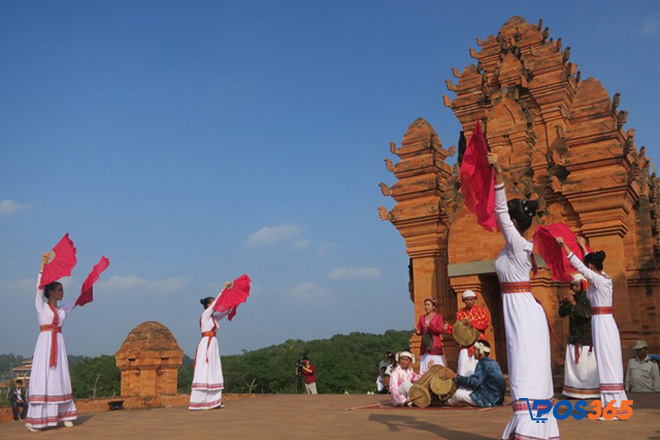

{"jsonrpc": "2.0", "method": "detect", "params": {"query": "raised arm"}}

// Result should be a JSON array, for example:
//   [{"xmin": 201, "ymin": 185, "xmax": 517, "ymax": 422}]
[
  {"xmin": 204, "ymin": 280, "xmax": 234, "ymax": 320},
  {"xmin": 556, "ymin": 237, "xmax": 600, "ymax": 284},
  {"xmin": 35, "ymin": 253, "xmax": 49, "ymax": 311},
  {"xmin": 488, "ymin": 154, "xmax": 526, "ymax": 248}
]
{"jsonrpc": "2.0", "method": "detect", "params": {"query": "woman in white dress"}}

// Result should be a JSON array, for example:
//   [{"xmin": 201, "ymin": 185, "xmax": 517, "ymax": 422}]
[
  {"xmin": 557, "ymin": 236, "xmax": 629, "ymax": 419},
  {"xmin": 488, "ymin": 153, "xmax": 559, "ymax": 440},
  {"xmin": 25, "ymin": 253, "xmax": 78, "ymax": 432},
  {"xmin": 189, "ymin": 283, "xmax": 233, "ymax": 410}
]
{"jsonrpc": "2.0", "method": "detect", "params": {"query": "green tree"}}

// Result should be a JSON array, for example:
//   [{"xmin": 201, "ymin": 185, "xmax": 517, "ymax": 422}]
[{"xmin": 70, "ymin": 355, "xmax": 120, "ymax": 399}]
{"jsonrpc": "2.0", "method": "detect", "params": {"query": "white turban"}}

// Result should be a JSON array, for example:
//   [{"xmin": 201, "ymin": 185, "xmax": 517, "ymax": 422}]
[
  {"xmin": 462, "ymin": 290, "xmax": 477, "ymax": 300},
  {"xmin": 473, "ymin": 341, "xmax": 491, "ymax": 354},
  {"xmin": 571, "ymin": 273, "xmax": 587, "ymax": 284},
  {"xmin": 396, "ymin": 351, "xmax": 416, "ymax": 364}
]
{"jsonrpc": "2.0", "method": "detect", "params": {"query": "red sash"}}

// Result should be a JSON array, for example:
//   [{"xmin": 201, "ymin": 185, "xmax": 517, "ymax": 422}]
[
  {"xmin": 501, "ymin": 282, "xmax": 559, "ymax": 343},
  {"xmin": 42, "ymin": 305, "xmax": 61, "ymax": 367},
  {"xmin": 592, "ymin": 307, "xmax": 613, "ymax": 315}
]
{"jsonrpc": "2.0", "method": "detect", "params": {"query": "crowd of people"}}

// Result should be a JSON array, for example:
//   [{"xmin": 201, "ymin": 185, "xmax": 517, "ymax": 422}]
[{"xmin": 371, "ymin": 151, "xmax": 659, "ymax": 440}]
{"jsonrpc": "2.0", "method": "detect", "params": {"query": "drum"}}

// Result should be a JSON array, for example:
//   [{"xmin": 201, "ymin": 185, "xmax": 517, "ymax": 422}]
[
  {"xmin": 421, "ymin": 331, "xmax": 434, "ymax": 351},
  {"xmin": 430, "ymin": 374, "xmax": 458, "ymax": 401},
  {"xmin": 408, "ymin": 364, "xmax": 451, "ymax": 408},
  {"xmin": 452, "ymin": 319, "xmax": 479, "ymax": 347}
]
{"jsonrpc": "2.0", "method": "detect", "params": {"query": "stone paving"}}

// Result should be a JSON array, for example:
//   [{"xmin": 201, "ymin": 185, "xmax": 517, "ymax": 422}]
[{"xmin": 1, "ymin": 393, "xmax": 658, "ymax": 440}]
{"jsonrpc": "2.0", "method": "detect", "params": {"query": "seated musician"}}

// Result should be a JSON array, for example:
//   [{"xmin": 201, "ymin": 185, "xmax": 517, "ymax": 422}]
[
  {"xmin": 443, "ymin": 341, "xmax": 506, "ymax": 407},
  {"xmin": 389, "ymin": 351, "xmax": 420, "ymax": 406}
]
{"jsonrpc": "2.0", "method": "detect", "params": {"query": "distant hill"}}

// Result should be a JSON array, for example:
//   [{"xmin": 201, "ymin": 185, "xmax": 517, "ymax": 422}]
[
  {"xmin": 3, "ymin": 329, "xmax": 415, "ymax": 396},
  {"xmin": 179, "ymin": 329, "xmax": 414, "ymax": 394},
  {"xmin": 0, "ymin": 354, "xmax": 88, "ymax": 374}
]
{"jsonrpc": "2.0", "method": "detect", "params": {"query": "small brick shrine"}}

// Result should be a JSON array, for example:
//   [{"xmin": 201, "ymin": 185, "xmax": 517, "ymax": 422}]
[
  {"xmin": 116, "ymin": 321, "xmax": 183, "ymax": 397},
  {"xmin": 379, "ymin": 16, "xmax": 659, "ymax": 373}
]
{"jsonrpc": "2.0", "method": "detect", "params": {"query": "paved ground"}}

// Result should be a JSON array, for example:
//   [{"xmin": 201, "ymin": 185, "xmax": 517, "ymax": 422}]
[{"xmin": 1, "ymin": 393, "xmax": 658, "ymax": 440}]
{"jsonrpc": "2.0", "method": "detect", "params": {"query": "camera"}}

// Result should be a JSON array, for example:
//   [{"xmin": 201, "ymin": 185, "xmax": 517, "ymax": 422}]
[{"xmin": 296, "ymin": 358, "xmax": 306, "ymax": 374}]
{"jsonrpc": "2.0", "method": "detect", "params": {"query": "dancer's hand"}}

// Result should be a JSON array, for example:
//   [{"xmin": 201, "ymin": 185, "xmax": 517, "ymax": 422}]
[
  {"xmin": 487, "ymin": 153, "xmax": 501, "ymax": 171},
  {"xmin": 40, "ymin": 253, "xmax": 50, "ymax": 271},
  {"xmin": 577, "ymin": 236, "xmax": 588, "ymax": 250},
  {"xmin": 555, "ymin": 237, "xmax": 565, "ymax": 245},
  {"xmin": 224, "ymin": 281, "xmax": 233, "ymax": 290}
]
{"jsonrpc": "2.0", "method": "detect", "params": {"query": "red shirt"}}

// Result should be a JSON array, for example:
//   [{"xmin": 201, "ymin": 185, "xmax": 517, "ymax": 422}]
[
  {"xmin": 417, "ymin": 314, "xmax": 445, "ymax": 356},
  {"xmin": 303, "ymin": 364, "xmax": 316, "ymax": 384}
]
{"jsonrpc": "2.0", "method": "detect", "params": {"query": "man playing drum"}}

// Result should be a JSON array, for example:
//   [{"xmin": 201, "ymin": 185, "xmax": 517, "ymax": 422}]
[
  {"xmin": 443, "ymin": 341, "xmax": 506, "ymax": 408},
  {"xmin": 446, "ymin": 290, "xmax": 491, "ymax": 375}
]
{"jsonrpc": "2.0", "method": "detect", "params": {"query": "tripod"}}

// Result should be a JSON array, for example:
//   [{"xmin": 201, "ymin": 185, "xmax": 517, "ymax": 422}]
[{"xmin": 295, "ymin": 368, "xmax": 305, "ymax": 394}]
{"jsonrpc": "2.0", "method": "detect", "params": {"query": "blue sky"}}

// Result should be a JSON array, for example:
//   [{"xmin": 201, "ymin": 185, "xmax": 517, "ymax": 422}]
[{"xmin": 1, "ymin": 1, "xmax": 658, "ymax": 358}]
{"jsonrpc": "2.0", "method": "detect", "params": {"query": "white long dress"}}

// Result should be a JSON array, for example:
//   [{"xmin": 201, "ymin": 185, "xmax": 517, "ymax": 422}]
[
  {"xmin": 189, "ymin": 301, "xmax": 231, "ymax": 410},
  {"xmin": 493, "ymin": 184, "xmax": 559, "ymax": 440},
  {"xmin": 26, "ymin": 273, "xmax": 78, "ymax": 429},
  {"xmin": 568, "ymin": 253, "xmax": 628, "ymax": 413}
]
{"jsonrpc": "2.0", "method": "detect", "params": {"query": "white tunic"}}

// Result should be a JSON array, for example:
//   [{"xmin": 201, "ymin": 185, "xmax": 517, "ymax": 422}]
[
  {"xmin": 26, "ymin": 273, "xmax": 78, "ymax": 429},
  {"xmin": 493, "ymin": 184, "xmax": 559, "ymax": 440},
  {"xmin": 189, "ymin": 298, "xmax": 231, "ymax": 411},
  {"xmin": 563, "ymin": 344, "xmax": 600, "ymax": 399},
  {"xmin": 568, "ymin": 253, "xmax": 628, "ymax": 410}
]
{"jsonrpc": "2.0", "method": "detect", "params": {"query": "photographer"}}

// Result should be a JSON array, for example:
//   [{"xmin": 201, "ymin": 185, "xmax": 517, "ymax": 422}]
[{"xmin": 294, "ymin": 356, "xmax": 317, "ymax": 394}]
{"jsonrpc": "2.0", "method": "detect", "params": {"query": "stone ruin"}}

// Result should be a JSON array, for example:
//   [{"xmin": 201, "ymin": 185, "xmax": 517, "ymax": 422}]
[
  {"xmin": 379, "ymin": 16, "xmax": 659, "ymax": 373},
  {"xmin": 116, "ymin": 321, "xmax": 183, "ymax": 398}
]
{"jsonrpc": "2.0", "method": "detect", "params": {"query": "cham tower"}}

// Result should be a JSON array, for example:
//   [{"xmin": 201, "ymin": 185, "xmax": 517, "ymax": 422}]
[{"xmin": 379, "ymin": 16, "xmax": 659, "ymax": 374}]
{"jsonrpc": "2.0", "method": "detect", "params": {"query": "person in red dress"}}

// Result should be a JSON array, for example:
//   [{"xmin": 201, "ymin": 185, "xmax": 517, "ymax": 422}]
[{"xmin": 414, "ymin": 298, "xmax": 448, "ymax": 374}]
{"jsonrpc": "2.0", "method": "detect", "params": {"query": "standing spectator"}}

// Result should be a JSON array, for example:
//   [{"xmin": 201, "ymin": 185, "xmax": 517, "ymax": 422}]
[
  {"xmin": 300, "ymin": 356, "xmax": 317, "ymax": 394},
  {"xmin": 9, "ymin": 379, "xmax": 28, "ymax": 421},
  {"xmin": 625, "ymin": 340, "xmax": 660, "ymax": 392}
]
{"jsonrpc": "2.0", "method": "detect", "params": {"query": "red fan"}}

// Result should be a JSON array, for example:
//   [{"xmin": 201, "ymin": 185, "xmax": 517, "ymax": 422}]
[
  {"xmin": 40, "ymin": 233, "xmax": 77, "ymax": 288},
  {"xmin": 76, "ymin": 256, "xmax": 110, "ymax": 307},
  {"xmin": 460, "ymin": 121, "xmax": 498, "ymax": 232},
  {"xmin": 534, "ymin": 223, "xmax": 592, "ymax": 282},
  {"xmin": 213, "ymin": 274, "xmax": 251, "ymax": 321}
]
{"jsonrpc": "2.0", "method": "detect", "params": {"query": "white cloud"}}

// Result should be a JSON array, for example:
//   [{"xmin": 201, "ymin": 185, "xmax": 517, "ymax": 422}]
[
  {"xmin": 317, "ymin": 242, "xmax": 339, "ymax": 257},
  {"xmin": 283, "ymin": 282, "xmax": 332, "ymax": 305},
  {"xmin": 245, "ymin": 224, "xmax": 304, "ymax": 247},
  {"xmin": 328, "ymin": 267, "xmax": 382, "ymax": 280},
  {"xmin": 292, "ymin": 239, "xmax": 311, "ymax": 250},
  {"xmin": 640, "ymin": 20, "xmax": 659, "ymax": 35},
  {"xmin": 99, "ymin": 275, "xmax": 187, "ymax": 294},
  {"xmin": 0, "ymin": 200, "xmax": 29, "ymax": 215},
  {"xmin": 0, "ymin": 276, "xmax": 76, "ymax": 298}
]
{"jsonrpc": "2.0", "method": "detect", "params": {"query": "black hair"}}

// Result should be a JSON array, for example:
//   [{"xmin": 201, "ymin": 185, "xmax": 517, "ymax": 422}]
[
  {"xmin": 44, "ymin": 281, "xmax": 62, "ymax": 300},
  {"xmin": 479, "ymin": 340, "xmax": 491, "ymax": 348},
  {"xmin": 302, "ymin": 356, "xmax": 309, "ymax": 361},
  {"xmin": 584, "ymin": 251, "xmax": 606, "ymax": 271},
  {"xmin": 200, "ymin": 296, "xmax": 215, "ymax": 309},
  {"xmin": 507, "ymin": 198, "xmax": 539, "ymax": 233},
  {"xmin": 15, "ymin": 379, "xmax": 23, "ymax": 384}
]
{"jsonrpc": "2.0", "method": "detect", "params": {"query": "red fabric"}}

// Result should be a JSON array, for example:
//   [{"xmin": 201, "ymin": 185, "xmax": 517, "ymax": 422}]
[
  {"xmin": 213, "ymin": 274, "xmax": 251, "ymax": 321},
  {"xmin": 40, "ymin": 234, "xmax": 77, "ymax": 288},
  {"xmin": 46, "ymin": 305, "xmax": 60, "ymax": 367},
  {"xmin": 302, "ymin": 364, "xmax": 316, "ymax": 384},
  {"xmin": 460, "ymin": 121, "xmax": 498, "ymax": 232},
  {"xmin": 76, "ymin": 256, "xmax": 110, "ymax": 307},
  {"xmin": 417, "ymin": 314, "xmax": 444, "ymax": 356},
  {"xmin": 533, "ymin": 223, "xmax": 591, "ymax": 282},
  {"xmin": 447, "ymin": 305, "xmax": 490, "ymax": 356}
]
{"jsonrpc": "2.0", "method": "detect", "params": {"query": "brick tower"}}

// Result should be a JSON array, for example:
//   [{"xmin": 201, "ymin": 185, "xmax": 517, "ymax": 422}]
[{"xmin": 379, "ymin": 16, "xmax": 659, "ymax": 373}]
